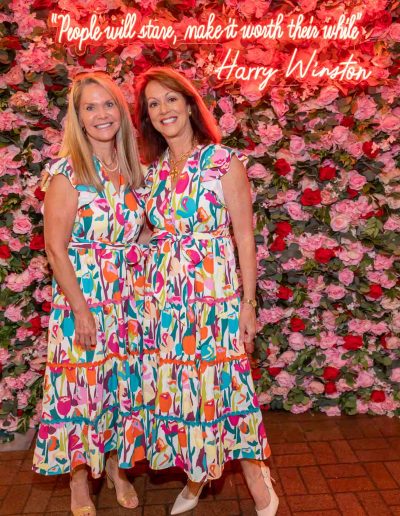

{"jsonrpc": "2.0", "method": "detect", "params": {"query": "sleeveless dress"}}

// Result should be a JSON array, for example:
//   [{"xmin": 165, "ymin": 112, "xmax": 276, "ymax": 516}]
[
  {"xmin": 33, "ymin": 157, "xmax": 146, "ymax": 478},
  {"xmin": 142, "ymin": 144, "xmax": 270, "ymax": 482}
]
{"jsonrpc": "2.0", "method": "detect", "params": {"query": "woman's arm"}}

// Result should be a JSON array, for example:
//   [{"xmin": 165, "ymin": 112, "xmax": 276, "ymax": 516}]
[
  {"xmin": 44, "ymin": 174, "xmax": 97, "ymax": 350},
  {"xmin": 221, "ymin": 155, "xmax": 257, "ymax": 353}
]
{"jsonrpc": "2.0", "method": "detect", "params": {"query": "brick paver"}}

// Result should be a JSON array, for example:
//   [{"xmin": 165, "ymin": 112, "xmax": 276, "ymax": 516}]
[{"xmin": 1, "ymin": 412, "xmax": 400, "ymax": 515}]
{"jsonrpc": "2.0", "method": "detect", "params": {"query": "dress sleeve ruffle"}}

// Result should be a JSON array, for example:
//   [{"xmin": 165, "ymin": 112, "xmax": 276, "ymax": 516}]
[
  {"xmin": 42, "ymin": 157, "xmax": 98, "ymax": 209},
  {"xmin": 199, "ymin": 144, "xmax": 248, "ymax": 205}
]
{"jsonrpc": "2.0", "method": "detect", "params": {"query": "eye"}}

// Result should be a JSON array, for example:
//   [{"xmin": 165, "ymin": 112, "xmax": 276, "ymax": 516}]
[
  {"xmin": 148, "ymin": 101, "xmax": 158, "ymax": 109},
  {"xmin": 106, "ymin": 101, "xmax": 115, "ymax": 108},
  {"xmin": 168, "ymin": 96, "xmax": 177, "ymax": 103},
  {"xmin": 86, "ymin": 105, "xmax": 94, "ymax": 111}
]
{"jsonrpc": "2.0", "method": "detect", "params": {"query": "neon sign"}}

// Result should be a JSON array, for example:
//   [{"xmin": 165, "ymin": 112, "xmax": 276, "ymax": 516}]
[{"xmin": 49, "ymin": 10, "xmax": 373, "ymax": 91}]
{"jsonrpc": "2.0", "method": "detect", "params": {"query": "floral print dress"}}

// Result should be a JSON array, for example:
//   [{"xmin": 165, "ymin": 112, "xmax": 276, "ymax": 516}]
[
  {"xmin": 33, "ymin": 157, "xmax": 146, "ymax": 478},
  {"xmin": 143, "ymin": 144, "xmax": 270, "ymax": 482}
]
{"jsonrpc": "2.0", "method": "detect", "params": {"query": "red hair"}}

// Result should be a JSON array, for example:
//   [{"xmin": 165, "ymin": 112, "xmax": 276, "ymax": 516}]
[{"xmin": 134, "ymin": 67, "xmax": 221, "ymax": 164}]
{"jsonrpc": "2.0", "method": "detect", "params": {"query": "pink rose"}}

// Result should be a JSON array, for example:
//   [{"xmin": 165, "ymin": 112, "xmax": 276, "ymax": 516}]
[
  {"xmin": 322, "ymin": 311, "xmax": 336, "ymax": 331},
  {"xmin": 326, "ymin": 284, "xmax": 346, "ymax": 300},
  {"xmin": 379, "ymin": 114, "xmax": 400, "ymax": 133},
  {"xmin": 298, "ymin": 0, "xmax": 317, "ymax": 12},
  {"xmin": 13, "ymin": 215, "xmax": 32, "ymax": 235},
  {"xmin": 290, "ymin": 136, "xmax": 306, "ymax": 155},
  {"xmin": 288, "ymin": 332, "xmax": 305, "ymax": 350},
  {"xmin": 389, "ymin": 23, "xmax": 400, "ymax": 41},
  {"xmin": 291, "ymin": 400, "xmax": 313, "ymax": 414},
  {"xmin": 307, "ymin": 381, "xmax": 325, "ymax": 395},
  {"xmin": 218, "ymin": 96, "xmax": 234, "ymax": 114},
  {"xmin": 318, "ymin": 332, "xmax": 339, "ymax": 349},
  {"xmin": 4, "ymin": 305, "xmax": 23, "ymax": 322},
  {"xmin": 2, "ymin": 65, "xmax": 24, "ymax": 86},
  {"xmin": 354, "ymin": 95, "xmax": 377, "ymax": 120},
  {"xmin": 240, "ymin": 80, "xmax": 263, "ymax": 102},
  {"xmin": 285, "ymin": 202, "xmax": 311, "ymax": 221},
  {"xmin": 348, "ymin": 171, "xmax": 367, "ymax": 191},
  {"xmin": 330, "ymin": 214, "xmax": 351, "ymax": 232},
  {"xmin": 276, "ymin": 371, "xmax": 296, "ymax": 389},
  {"xmin": 219, "ymin": 113, "xmax": 237, "ymax": 135},
  {"xmin": 345, "ymin": 142, "xmax": 364, "ymax": 158},
  {"xmin": 316, "ymin": 85, "xmax": 339, "ymax": 106},
  {"xmin": 386, "ymin": 336, "xmax": 400, "ymax": 349},
  {"xmin": 338, "ymin": 269, "xmax": 354, "ymax": 286},
  {"xmin": 258, "ymin": 123, "xmax": 283, "ymax": 146},
  {"xmin": 247, "ymin": 163, "xmax": 271, "ymax": 180},
  {"xmin": 258, "ymin": 307, "xmax": 285, "ymax": 325},
  {"xmin": 390, "ymin": 368, "xmax": 400, "ymax": 382},
  {"xmin": 384, "ymin": 216, "xmax": 400, "ymax": 231},
  {"xmin": 370, "ymin": 322, "xmax": 388, "ymax": 335},
  {"xmin": 355, "ymin": 371, "xmax": 375, "ymax": 388},
  {"xmin": 321, "ymin": 406, "xmax": 341, "ymax": 416},
  {"xmin": 331, "ymin": 126, "xmax": 350, "ymax": 146},
  {"xmin": 348, "ymin": 319, "xmax": 372, "ymax": 334}
]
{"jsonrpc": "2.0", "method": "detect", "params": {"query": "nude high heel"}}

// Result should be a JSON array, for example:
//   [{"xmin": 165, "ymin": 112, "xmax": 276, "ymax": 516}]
[
  {"xmin": 256, "ymin": 465, "xmax": 279, "ymax": 516},
  {"xmin": 170, "ymin": 480, "xmax": 211, "ymax": 515},
  {"xmin": 105, "ymin": 460, "xmax": 139, "ymax": 509}
]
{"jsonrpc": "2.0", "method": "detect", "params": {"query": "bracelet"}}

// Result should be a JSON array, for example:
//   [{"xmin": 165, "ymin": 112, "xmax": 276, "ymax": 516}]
[{"xmin": 241, "ymin": 298, "xmax": 257, "ymax": 308}]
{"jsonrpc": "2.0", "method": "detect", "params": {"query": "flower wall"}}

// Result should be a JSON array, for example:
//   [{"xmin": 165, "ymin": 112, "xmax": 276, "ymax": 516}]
[{"xmin": 0, "ymin": 0, "xmax": 400, "ymax": 440}]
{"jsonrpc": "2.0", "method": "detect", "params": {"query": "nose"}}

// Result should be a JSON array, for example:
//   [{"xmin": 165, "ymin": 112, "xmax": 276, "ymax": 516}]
[{"xmin": 159, "ymin": 100, "xmax": 168, "ymax": 114}]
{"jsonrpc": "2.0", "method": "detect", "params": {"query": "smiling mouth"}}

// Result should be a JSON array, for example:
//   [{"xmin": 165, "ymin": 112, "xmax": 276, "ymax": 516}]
[
  {"xmin": 95, "ymin": 122, "xmax": 113, "ymax": 129},
  {"xmin": 160, "ymin": 117, "xmax": 177, "ymax": 125}
]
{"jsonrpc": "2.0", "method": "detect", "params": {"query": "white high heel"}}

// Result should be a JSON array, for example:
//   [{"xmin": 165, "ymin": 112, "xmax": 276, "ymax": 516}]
[
  {"xmin": 256, "ymin": 465, "xmax": 279, "ymax": 516},
  {"xmin": 170, "ymin": 481, "xmax": 210, "ymax": 515}
]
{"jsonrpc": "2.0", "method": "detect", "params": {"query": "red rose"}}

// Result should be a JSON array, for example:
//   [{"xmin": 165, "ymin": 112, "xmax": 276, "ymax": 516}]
[
  {"xmin": 370, "ymin": 390, "xmax": 386, "ymax": 403},
  {"xmin": 343, "ymin": 335, "xmax": 363, "ymax": 350},
  {"xmin": 319, "ymin": 166, "xmax": 336, "ymax": 181},
  {"xmin": 274, "ymin": 158, "xmax": 291, "ymax": 176},
  {"xmin": 41, "ymin": 301, "xmax": 51, "ymax": 313},
  {"xmin": 277, "ymin": 285, "xmax": 293, "ymax": 300},
  {"xmin": 30, "ymin": 234, "xmax": 45, "ymax": 250},
  {"xmin": 362, "ymin": 141, "xmax": 379, "ymax": 158},
  {"xmin": 380, "ymin": 335, "xmax": 388, "ymax": 349},
  {"xmin": 34, "ymin": 186, "xmax": 45, "ymax": 201},
  {"xmin": 325, "ymin": 382, "xmax": 337, "ymax": 395},
  {"xmin": 323, "ymin": 367, "xmax": 340, "ymax": 381},
  {"xmin": 347, "ymin": 187, "xmax": 358, "ymax": 199},
  {"xmin": 275, "ymin": 221, "xmax": 292, "ymax": 236},
  {"xmin": 270, "ymin": 236, "xmax": 286, "ymax": 252},
  {"xmin": 367, "ymin": 284, "xmax": 383, "ymax": 299},
  {"xmin": 268, "ymin": 367, "xmax": 282, "ymax": 377},
  {"xmin": 290, "ymin": 317, "xmax": 305, "ymax": 332},
  {"xmin": 341, "ymin": 116, "xmax": 355, "ymax": 128},
  {"xmin": 0, "ymin": 244, "xmax": 11, "ymax": 259},
  {"xmin": 300, "ymin": 188, "xmax": 322, "ymax": 206},
  {"xmin": 252, "ymin": 368, "xmax": 262, "ymax": 381},
  {"xmin": 243, "ymin": 137, "xmax": 256, "ymax": 151},
  {"xmin": 28, "ymin": 316, "xmax": 42, "ymax": 336},
  {"xmin": 1, "ymin": 36, "xmax": 22, "ymax": 50},
  {"xmin": 375, "ymin": 208, "xmax": 384, "ymax": 218},
  {"xmin": 315, "ymin": 248, "xmax": 335, "ymax": 264}
]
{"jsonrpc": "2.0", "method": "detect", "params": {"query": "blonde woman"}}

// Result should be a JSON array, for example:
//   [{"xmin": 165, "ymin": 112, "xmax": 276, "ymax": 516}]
[{"xmin": 33, "ymin": 72, "xmax": 146, "ymax": 516}]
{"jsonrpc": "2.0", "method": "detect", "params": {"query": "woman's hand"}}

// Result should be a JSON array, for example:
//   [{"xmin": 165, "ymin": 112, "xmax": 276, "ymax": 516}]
[
  {"xmin": 73, "ymin": 306, "xmax": 97, "ymax": 350},
  {"xmin": 239, "ymin": 304, "xmax": 256, "ymax": 354}
]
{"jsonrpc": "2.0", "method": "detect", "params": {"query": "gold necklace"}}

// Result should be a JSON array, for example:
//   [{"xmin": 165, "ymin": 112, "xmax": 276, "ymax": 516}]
[
  {"xmin": 96, "ymin": 151, "xmax": 119, "ymax": 173},
  {"xmin": 169, "ymin": 141, "xmax": 197, "ymax": 180}
]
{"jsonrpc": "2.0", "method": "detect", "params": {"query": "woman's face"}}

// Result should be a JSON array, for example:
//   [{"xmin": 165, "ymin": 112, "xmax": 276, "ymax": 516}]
[
  {"xmin": 78, "ymin": 83, "xmax": 121, "ymax": 147},
  {"xmin": 144, "ymin": 80, "xmax": 192, "ymax": 142}
]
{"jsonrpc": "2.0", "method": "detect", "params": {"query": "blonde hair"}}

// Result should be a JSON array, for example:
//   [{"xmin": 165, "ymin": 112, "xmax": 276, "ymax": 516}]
[{"xmin": 60, "ymin": 72, "xmax": 143, "ymax": 190}]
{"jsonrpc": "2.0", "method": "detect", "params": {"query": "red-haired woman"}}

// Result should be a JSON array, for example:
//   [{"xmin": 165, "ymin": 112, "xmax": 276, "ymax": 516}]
[{"xmin": 134, "ymin": 67, "xmax": 278, "ymax": 516}]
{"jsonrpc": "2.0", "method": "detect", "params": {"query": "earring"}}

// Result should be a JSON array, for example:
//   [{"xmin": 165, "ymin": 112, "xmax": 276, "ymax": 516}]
[{"xmin": 188, "ymin": 109, "xmax": 192, "ymax": 116}]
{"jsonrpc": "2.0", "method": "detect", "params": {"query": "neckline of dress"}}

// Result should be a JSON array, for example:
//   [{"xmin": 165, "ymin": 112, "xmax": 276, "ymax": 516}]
[
  {"xmin": 93, "ymin": 155, "xmax": 123, "ymax": 196},
  {"xmin": 164, "ymin": 144, "xmax": 202, "ymax": 196}
]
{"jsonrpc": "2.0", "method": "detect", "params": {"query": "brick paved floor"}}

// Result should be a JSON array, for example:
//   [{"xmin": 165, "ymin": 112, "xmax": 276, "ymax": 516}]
[{"xmin": 1, "ymin": 411, "xmax": 400, "ymax": 515}]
